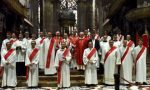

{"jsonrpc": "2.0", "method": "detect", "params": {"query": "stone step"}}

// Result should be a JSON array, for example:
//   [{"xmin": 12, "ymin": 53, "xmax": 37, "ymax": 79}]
[
  {"xmin": 16, "ymin": 79, "xmax": 103, "ymax": 87},
  {"xmin": 0, "ymin": 79, "xmax": 103, "ymax": 87},
  {"xmin": 11, "ymin": 75, "xmax": 103, "ymax": 81},
  {"xmin": 39, "ymin": 70, "xmax": 85, "ymax": 75}
]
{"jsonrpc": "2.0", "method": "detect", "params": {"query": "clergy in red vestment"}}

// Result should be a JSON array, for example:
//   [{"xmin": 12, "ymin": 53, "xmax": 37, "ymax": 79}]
[
  {"xmin": 75, "ymin": 32, "xmax": 87, "ymax": 70},
  {"xmin": 69, "ymin": 31, "xmax": 79, "ymax": 69}
]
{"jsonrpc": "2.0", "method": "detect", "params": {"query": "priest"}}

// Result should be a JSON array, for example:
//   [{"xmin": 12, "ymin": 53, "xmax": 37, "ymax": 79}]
[
  {"xmin": 44, "ymin": 32, "xmax": 56, "ymax": 75},
  {"xmin": 119, "ymin": 40, "xmax": 134, "ymax": 84},
  {"xmin": 75, "ymin": 32, "xmax": 87, "ymax": 70},
  {"xmin": 36, "ymin": 32, "xmax": 45, "ymax": 69},
  {"xmin": 133, "ymin": 39, "xmax": 147, "ymax": 85}
]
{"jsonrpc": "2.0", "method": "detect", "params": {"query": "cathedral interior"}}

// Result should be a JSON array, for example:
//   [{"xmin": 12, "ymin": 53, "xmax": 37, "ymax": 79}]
[{"xmin": 0, "ymin": 0, "xmax": 150, "ymax": 90}]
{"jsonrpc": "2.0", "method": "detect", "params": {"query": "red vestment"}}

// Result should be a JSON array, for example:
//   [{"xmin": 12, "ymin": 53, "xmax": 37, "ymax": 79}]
[{"xmin": 75, "ymin": 38, "xmax": 87, "ymax": 65}]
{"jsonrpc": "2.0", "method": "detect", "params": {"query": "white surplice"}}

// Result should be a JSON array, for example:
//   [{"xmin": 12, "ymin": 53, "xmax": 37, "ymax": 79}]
[
  {"xmin": 113, "ymin": 41, "xmax": 121, "ymax": 48},
  {"xmin": 83, "ymin": 48, "xmax": 98, "ymax": 84},
  {"xmin": 133, "ymin": 45, "xmax": 147, "ymax": 83},
  {"xmin": 12, "ymin": 40, "xmax": 26, "ymax": 62},
  {"xmin": 1, "ymin": 39, "xmax": 10, "ymax": 52},
  {"xmin": 54, "ymin": 48, "xmax": 72, "ymax": 88},
  {"xmin": 44, "ymin": 38, "xmax": 56, "ymax": 75},
  {"xmin": 1, "ymin": 49, "xmax": 17, "ymax": 87},
  {"xmin": 101, "ymin": 46, "xmax": 121, "ymax": 85},
  {"xmin": 119, "ymin": 46, "xmax": 134, "ymax": 84},
  {"xmin": 25, "ymin": 48, "xmax": 39, "ymax": 87},
  {"xmin": 36, "ymin": 37, "xmax": 45, "ymax": 69}
]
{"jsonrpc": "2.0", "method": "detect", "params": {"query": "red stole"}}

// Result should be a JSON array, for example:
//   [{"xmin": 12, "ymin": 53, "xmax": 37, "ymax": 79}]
[
  {"xmin": 104, "ymin": 46, "xmax": 117, "ymax": 63},
  {"xmin": 9, "ymin": 39, "xmax": 17, "ymax": 44},
  {"xmin": 40, "ymin": 37, "xmax": 45, "ymax": 44},
  {"xmin": 119, "ymin": 35, "xmax": 123, "ymax": 41},
  {"xmin": 4, "ymin": 49, "xmax": 15, "ymax": 60},
  {"xmin": 26, "ymin": 48, "xmax": 39, "ymax": 80},
  {"xmin": 87, "ymin": 48, "xmax": 97, "ymax": 60},
  {"xmin": 121, "ymin": 47, "xmax": 130, "ymax": 63},
  {"xmin": 57, "ymin": 48, "xmax": 69, "ymax": 84},
  {"xmin": 46, "ymin": 38, "xmax": 55, "ymax": 68},
  {"xmin": 135, "ymin": 46, "xmax": 146, "ymax": 64},
  {"xmin": 127, "ymin": 40, "xmax": 133, "ymax": 47}
]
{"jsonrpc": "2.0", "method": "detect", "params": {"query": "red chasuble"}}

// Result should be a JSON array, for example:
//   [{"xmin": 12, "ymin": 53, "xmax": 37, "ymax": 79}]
[{"xmin": 75, "ymin": 38, "xmax": 86, "ymax": 65}]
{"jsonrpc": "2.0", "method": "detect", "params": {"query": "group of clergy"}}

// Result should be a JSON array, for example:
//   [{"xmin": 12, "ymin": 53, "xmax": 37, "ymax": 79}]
[{"xmin": 0, "ymin": 29, "xmax": 148, "ymax": 89}]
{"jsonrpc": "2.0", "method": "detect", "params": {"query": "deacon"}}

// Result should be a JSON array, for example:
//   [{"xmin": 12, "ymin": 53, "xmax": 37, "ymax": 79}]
[
  {"xmin": 119, "ymin": 40, "xmax": 134, "ymax": 84},
  {"xmin": 117, "ymin": 30, "xmax": 124, "ymax": 44},
  {"xmin": 36, "ymin": 32, "xmax": 45, "ymax": 69},
  {"xmin": 44, "ymin": 32, "xmax": 56, "ymax": 75},
  {"xmin": 101, "ymin": 40, "xmax": 121, "ymax": 85},
  {"xmin": 83, "ymin": 41, "xmax": 98, "ymax": 86},
  {"xmin": 1, "ymin": 42, "xmax": 17, "ymax": 88},
  {"xmin": 25, "ymin": 40, "xmax": 39, "ymax": 87},
  {"xmin": 127, "ymin": 35, "xmax": 135, "ymax": 50},
  {"xmin": 133, "ymin": 39, "xmax": 147, "ymax": 85},
  {"xmin": 88, "ymin": 32, "xmax": 100, "ymax": 68},
  {"xmin": 54, "ymin": 42, "xmax": 71, "ymax": 88}
]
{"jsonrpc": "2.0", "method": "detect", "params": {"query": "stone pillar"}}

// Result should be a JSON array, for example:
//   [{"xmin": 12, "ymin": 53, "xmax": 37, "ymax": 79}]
[
  {"xmin": 43, "ymin": 0, "xmax": 53, "ymax": 33},
  {"xmin": 52, "ymin": 0, "xmax": 61, "ymax": 34},
  {"xmin": 30, "ymin": 0, "xmax": 38, "ymax": 34},
  {"xmin": 96, "ymin": 0, "xmax": 104, "ymax": 35},
  {"xmin": 77, "ymin": 0, "xmax": 87, "ymax": 32},
  {"xmin": 86, "ymin": 0, "xmax": 93, "ymax": 31}
]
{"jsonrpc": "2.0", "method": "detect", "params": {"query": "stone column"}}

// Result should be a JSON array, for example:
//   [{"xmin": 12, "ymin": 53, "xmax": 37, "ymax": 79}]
[
  {"xmin": 43, "ymin": 0, "xmax": 53, "ymax": 33},
  {"xmin": 51, "ymin": 0, "xmax": 61, "ymax": 34},
  {"xmin": 96, "ymin": 0, "xmax": 104, "ymax": 35},
  {"xmin": 77, "ymin": 0, "xmax": 87, "ymax": 32},
  {"xmin": 86, "ymin": 0, "xmax": 93, "ymax": 31},
  {"xmin": 30, "ymin": 0, "xmax": 38, "ymax": 34}
]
